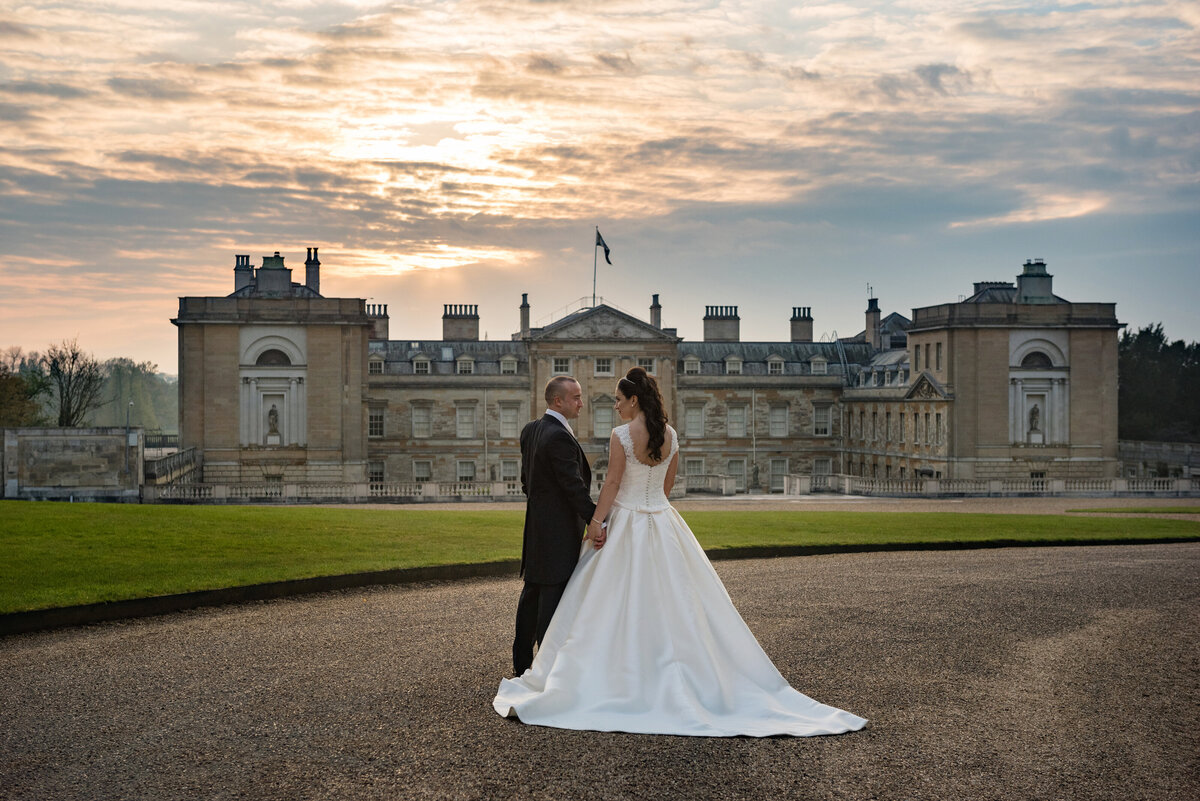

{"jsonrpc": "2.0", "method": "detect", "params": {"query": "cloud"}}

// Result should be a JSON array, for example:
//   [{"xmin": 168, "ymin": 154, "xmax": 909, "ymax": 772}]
[
  {"xmin": 106, "ymin": 77, "xmax": 196, "ymax": 101},
  {"xmin": 1, "ymin": 80, "xmax": 89, "ymax": 98},
  {"xmin": 0, "ymin": 20, "xmax": 38, "ymax": 38}
]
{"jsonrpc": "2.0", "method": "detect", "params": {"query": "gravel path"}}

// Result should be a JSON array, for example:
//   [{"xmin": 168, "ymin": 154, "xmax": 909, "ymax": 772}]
[{"xmin": 2, "ymin": 543, "xmax": 1197, "ymax": 801}]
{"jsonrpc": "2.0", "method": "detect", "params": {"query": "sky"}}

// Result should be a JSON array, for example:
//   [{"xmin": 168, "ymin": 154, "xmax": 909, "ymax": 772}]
[{"xmin": 1, "ymin": 0, "xmax": 1197, "ymax": 374}]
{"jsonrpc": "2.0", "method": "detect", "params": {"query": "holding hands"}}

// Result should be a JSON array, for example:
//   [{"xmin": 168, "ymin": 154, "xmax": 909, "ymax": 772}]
[{"xmin": 587, "ymin": 518, "xmax": 607, "ymax": 549}]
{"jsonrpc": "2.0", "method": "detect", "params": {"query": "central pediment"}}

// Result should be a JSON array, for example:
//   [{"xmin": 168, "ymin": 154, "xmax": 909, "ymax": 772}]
[
  {"xmin": 529, "ymin": 305, "xmax": 678, "ymax": 342},
  {"xmin": 905, "ymin": 373, "xmax": 950, "ymax": 400}
]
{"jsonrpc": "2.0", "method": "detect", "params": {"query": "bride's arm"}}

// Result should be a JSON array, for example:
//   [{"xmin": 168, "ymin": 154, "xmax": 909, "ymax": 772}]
[
  {"xmin": 586, "ymin": 430, "xmax": 625, "ymax": 546},
  {"xmin": 663, "ymin": 450, "xmax": 679, "ymax": 495}
]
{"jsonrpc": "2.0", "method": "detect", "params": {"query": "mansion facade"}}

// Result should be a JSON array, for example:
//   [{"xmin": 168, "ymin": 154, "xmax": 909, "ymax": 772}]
[{"xmin": 174, "ymin": 252, "xmax": 1121, "ymax": 492}]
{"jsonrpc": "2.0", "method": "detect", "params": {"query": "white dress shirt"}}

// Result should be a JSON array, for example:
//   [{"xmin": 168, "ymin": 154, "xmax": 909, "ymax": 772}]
[{"xmin": 545, "ymin": 408, "xmax": 574, "ymax": 437}]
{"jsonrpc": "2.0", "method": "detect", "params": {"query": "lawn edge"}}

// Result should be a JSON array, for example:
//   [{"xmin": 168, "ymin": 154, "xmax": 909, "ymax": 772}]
[{"xmin": 3, "ymin": 536, "xmax": 1198, "ymax": 637}]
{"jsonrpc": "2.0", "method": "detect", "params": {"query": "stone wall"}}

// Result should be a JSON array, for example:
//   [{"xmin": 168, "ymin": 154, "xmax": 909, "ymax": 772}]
[{"xmin": 2, "ymin": 427, "xmax": 143, "ymax": 502}]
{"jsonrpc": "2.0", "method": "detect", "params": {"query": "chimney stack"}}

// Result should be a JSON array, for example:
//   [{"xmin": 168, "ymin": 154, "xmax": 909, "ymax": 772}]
[
  {"xmin": 650, "ymin": 294, "xmax": 662, "ymax": 328},
  {"xmin": 305, "ymin": 247, "xmax": 321, "ymax": 295},
  {"xmin": 1016, "ymin": 258, "xmax": 1054, "ymax": 304},
  {"xmin": 703, "ymin": 306, "xmax": 740, "ymax": 342},
  {"xmin": 233, "ymin": 254, "xmax": 253, "ymax": 292},
  {"xmin": 790, "ymin": 306, "xmax": 813, "ymax": 343},
  {"xmin": 519, "ymin": 293, "xmax": 530, "ymax": 337},
  {"xmin": 443, "ymin": 304, "xmax": 480, "ymax": 341},
  {"xmin": 255, "ymin": 251, "xmax": 292, "ymax": 295},
  {"xmin": 866, "ymin": 297, "xmax": 881, "ymax": 350}
]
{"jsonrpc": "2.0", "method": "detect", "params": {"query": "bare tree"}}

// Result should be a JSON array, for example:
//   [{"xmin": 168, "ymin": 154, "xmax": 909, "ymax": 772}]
[{"xmin": 43, "ymin": 338, "xmax": 105, "ymax": 427}]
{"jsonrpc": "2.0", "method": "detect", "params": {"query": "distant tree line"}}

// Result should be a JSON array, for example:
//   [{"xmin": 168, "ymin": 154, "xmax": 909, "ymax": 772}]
[
  {"xmin": 0, "ymin": 340, "xmax": 177, "ymax": 433},
  {"xmin": 1119, "ymin": 324, "xmax": 1200, "ymax": 443}
]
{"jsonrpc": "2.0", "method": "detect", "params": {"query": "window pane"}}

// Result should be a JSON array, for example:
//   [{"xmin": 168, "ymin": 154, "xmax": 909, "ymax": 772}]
[
  {"xmin": 501, "ymin": 460, "xmax": 519, "ymax": 481},
  {"xmin": 501, "ymin": 358, "xmax": 517, "ymax": 374},
  {"xmin": 593, "ymin": 406, "xmax": 613, "ymax": 438},
  {"xmin": 727, "ymin": 406, "xmax": 746, "ymax": 437},
  {"xmin": 726, "ymin": 360, "xmax": 742, "ymax": 375},
  {"xmin": 684, "ymin": 359, "xmax": 700, "ymax": 375},
  {"xmin": 769, "ymin": 360, "xmax": 782, "ymax": 375},
  {"xmin": 813, "ymin": 406, "xmax": 830, "ymax": 436},
  {"xmin": 457, "ymin": 461, "xmax": 476, "ymax": 481},
  {"xmin": 414, "ymin": 359, "xmax": 429, "ymax": 374},
  {"xmin": 553, "ymin": 357, "xmax": 570, "ymax": 374},
  {"xmin": 369, "ymin": 361, "xmax": 383, "ymax": 375},
  {"xmin": 369, "ymin": 409, "xmax": 384, "ymax": 438},
  {"xmin": 413, "ymin": 460, "xmax": 431, "ymax": 481},
  {"xmin": 595, "ymin": 357, "xmax": 612, "ymax": 375},
  {"xmin": 457, "ymin": 360, "xmax": 473, "ymax": 374},
  {"xmin": 456, "ymin": 406, "xmax": 475, "ymax": 438},
  {"xmin": 412, "ymin": 406, "xmax": 431, "ymax": 438},
  {"xmin": 769, "ymin": 405, "xmax": 787, "ymax": 437},
  {"xmin": 368, "ymin": 461, "xmax": 384, "ymax": 482},
  {"xmin": 685, "ymin": 458, "xmax": 704, "ymax": 475},
  {"xmin": 500, "ymin": 405, "xmax": 518, "ymax": 438},
  {"xmin": 638, "ymin": 358, "xmax": 654, "ymax": 373},
  {"xmin": 685, "ymin": 406, "xmax": 703, "ymax": 437}
]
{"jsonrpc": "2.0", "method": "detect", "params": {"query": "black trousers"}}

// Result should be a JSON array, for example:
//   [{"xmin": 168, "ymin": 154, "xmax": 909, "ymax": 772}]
[{"xmin": 512, "ymin": 579, "xmax": 569, "ymax": 676}]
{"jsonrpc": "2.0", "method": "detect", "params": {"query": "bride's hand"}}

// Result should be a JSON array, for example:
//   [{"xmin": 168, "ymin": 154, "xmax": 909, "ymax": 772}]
[{"xmin": 587, "ymin": 519, "xmax": 606, "ymax": 549}]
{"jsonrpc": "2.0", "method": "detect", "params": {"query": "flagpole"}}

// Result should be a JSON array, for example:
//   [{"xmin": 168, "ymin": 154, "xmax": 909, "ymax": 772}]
[{"xmin": 592, "ymin": 226, "xmax": 598, "ymax": 307}]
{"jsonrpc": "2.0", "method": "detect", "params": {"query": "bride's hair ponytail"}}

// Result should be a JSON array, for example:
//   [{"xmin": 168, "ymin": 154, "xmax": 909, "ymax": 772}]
[{"xmin": 618, "ymin": 367, "xmax": 669, "ymax": 461}]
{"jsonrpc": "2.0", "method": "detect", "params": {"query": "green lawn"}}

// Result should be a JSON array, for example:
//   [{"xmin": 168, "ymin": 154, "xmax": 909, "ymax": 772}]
[
  {"xmin": 2, "ymin": 501, "xmax": 1197, "ymax": 614},
  {"xmin": 1065, "ymin": 507, "xmax": 1200, "ymax": 514}
]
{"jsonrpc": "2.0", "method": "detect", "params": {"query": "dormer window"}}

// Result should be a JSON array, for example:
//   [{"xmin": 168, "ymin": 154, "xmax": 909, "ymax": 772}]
[
  {"xmin": 811, "ymin": 357, "xmax": 828, "ymax": 376},
  {"xmin": 684, "ymin": 356, "xmax": 700, "ymax": 375},
  {"xmin": 368, "ymin": 358, "xmax": 383, "ymax": 375},
  {"xmin": 456, "ymin": 355, "xmax": 475, "ymax": 375},
  {"xmin": 767, "ymin": 356, "xmax": 784, "ymax": 376},
  {"xmin": 725, "ymin": 356, "xmax": 743, "ymax": 375},
  {"xmin": 413, "ymin": 357, "xmax": 430, "ymax": 375},
  {"xmin": 500, "ymin": 356, "xmax": 518, "ymax": 375}
]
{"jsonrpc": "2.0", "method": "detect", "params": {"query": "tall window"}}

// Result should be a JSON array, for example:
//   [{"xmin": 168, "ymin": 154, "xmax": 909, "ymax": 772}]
[
  {"xmin": 456, "ymin": 405, "xmax": 475, "ymax": 438},
  {"xmin": 595, "ymin": 357, "xmax": 613, "ymax": 376},
  {"xmin": 899, "ymin": 412, "xmax": 906, "ymax": 443},
  {"xmin": 413, "ymin": 460, "xmax": 432, "ymax": 482},
  {"xmin": 858, "ymin": 411, "xmax": 865, "ymax": 440},
  {"xmin": 769, "ymin": 458, "xmax": 788, "ymax": 492},
  {"xmin": 456, "ymin": 460, "xmax": 476, "ymax": 482},
  {"xmin": 413, "ymin": 357, "xmax": 430, "ymax": 374},
  {"xmin": 638, "ymin": 357, "xmax": 655, "ymax": 373},
  {"xmin": 871, "ymin": 412, "xmax": 878, "ymax": 442},
  {"xmin": 913, "ymin": 347, "xmax": 920, "ymax": 371},
  {"xmin": 936, "ymin": 412, "xmax": 943, "ymax": 445},
  {"xmin": 368, "ymin": 408, "xmax": 384, "ymax": 438},
  {"xmin": 813, "ymin": 458, "xmax": 832, "ymax": 475},
  {"xmin": 727, "ymin": 405, "xmax": 747, "ymax": 437},
  {"xmin": 925, "ymin": 344, "xmax": 931, "ymax": 372},
  {"xmin": 685, "ymin": 458, "xmax": 704, "ymax": 475},
  {"xmin": 768, "ymin": 405, "xmax": 788, "ymax": 437},
  {"xmin": 368, "ymin": 461, "xmax": 384, "ymax": 483},
  {"xmin": 501, "ymin": 460, "xmax": 519, "ymax": 481},
  {"xmin": 683, "ymin": 357, "xmax": 700, "ymax": 375},
  {"xmin": 685, "ymin": 405, "xmax": 704, "ymax": 437},
  {"xmin": 553, "ymin": 357, "xmax": 570, "ymax": 375},
  {"xmin": 412, "ymin": 405, "xmax": 431, "ymax": 438},
  {"xmin": 924, "ymin": 413, "xmax": 932, "ymax": 445},
  {"xmin": 593, "ymin": 406, "xmax": 614, "ymax": 439},
  {"xmin": 500, "ymin": 404, "xmax": 519, "ymax": 438},
  {"xmin": 885, "ymin": 411, "xmax": 892, "ymax": 443},
  {"xmin": 813, "ymin": 406, "xmax": 831, "ymax": 436},
  {"xmin": 727, "ymin": 459, "xmax": 747, "ymax": 491},
  {"xmin": 936, "ymin": 342, "xmax": 943, "ymax": 371}
]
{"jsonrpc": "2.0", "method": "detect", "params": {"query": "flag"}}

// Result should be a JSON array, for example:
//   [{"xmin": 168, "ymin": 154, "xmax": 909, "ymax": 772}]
[{"xmin": 595, "ymin": 229, "xmax": 612, "ymax": 264}]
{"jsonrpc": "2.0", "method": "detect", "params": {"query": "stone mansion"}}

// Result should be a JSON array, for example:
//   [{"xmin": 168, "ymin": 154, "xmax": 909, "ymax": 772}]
[{"xmin": 174, "ymin": 250, "xmax": 1120, "ymax": 493}]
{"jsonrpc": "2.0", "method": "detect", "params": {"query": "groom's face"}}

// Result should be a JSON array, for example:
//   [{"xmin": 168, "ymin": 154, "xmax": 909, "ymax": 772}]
[{"xmin": 554, "ymin": 380, "xmax": 584, "ymax": 420}]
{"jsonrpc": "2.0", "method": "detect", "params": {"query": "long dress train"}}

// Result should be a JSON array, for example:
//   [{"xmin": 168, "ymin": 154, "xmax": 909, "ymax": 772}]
[{"xmin": 493, "ymin": 424, "xmax": 866, "ymax": 737}]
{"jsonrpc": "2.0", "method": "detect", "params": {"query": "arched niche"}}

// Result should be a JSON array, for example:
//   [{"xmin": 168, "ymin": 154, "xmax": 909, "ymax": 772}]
[{"xmin": 238, "ymin": 331, "xmax": 307, "ymax": 448}]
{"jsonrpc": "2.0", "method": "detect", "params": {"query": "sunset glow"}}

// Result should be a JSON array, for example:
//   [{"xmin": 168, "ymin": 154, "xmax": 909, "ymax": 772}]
[{"xmin": 1, "ymin": 1, "xmax": 1197, "ymax": 370}]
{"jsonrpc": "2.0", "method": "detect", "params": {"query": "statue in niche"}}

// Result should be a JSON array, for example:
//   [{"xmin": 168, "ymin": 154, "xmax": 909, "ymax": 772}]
[
  {"xmin": 1028, "ymin": 403, "xmax": 1040, "ymax": 432},
  {"xmin": 268, "ymin": 404, "xmax": 280, "ymax": 435}
]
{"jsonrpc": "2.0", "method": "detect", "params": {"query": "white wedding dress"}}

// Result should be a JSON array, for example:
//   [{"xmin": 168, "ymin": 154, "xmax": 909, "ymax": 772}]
[{"xmin": 493, "ymin": 424, "xmax": 866, "ymax": 737}]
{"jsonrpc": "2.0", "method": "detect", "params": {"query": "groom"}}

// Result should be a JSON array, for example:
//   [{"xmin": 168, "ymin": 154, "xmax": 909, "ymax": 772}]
[{"xmin": 512, "ymin": 375, "xmax": 600, "ymax": 676}]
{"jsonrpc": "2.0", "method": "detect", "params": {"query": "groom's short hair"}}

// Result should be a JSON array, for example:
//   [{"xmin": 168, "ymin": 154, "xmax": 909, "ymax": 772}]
[{"xmin": 545, "ymin": 376, "xmax": 578, "ymax": 406}]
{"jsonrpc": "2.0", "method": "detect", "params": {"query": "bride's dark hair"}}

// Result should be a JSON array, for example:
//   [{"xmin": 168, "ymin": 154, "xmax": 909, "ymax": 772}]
[{"xmin": 617, "ymin": 367, "xmax": 669, "ymax": 461}]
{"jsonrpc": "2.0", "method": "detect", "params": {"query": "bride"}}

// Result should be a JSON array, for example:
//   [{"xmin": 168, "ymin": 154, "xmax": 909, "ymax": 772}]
[{"xmin": 493, "ymin": 367, "xmax": 866, "ymax": 737}]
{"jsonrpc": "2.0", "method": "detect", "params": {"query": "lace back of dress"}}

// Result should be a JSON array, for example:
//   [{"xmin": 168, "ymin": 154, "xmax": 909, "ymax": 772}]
[{"xmin": 614, "ymin": 424, "xmax": 675, "ymax": 511}]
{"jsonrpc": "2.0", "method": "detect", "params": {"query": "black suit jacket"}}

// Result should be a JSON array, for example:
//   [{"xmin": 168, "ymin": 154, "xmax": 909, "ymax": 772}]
[{"xmin": 519, "ymin": 414, "xmax": 597, "ymax": 584}]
